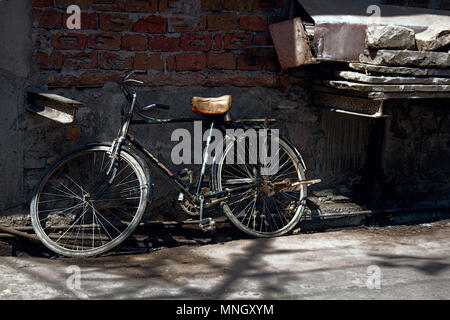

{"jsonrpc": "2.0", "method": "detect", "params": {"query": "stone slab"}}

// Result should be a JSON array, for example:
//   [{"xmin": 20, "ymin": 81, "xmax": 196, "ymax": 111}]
[
  {"xmin": 349, "ymin": 62, "xmax": 450, "ymax": 77},
  {"xmin": 416, "ymin": 22, "xmax": 450, "ymax": 52},
  {"xmin": 359, "ymin": 50, "xmax": 450, "ymax": 68},
  {"xmin": 325, "ymin": 80, "xmax": 450, "ymax": 92},
  {"xmin": 366, "ymin": 25, "xmax": 416, "ymax": 50},
  {"xmin": 336, "ymin": 71, "xmax": 450, "ymax": 84}
]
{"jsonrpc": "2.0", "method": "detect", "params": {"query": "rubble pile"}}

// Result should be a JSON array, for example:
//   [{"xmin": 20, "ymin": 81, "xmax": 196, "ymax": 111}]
[{"xmin": 324, "ymin": 23, "xmax": 450, "ymax": 101}]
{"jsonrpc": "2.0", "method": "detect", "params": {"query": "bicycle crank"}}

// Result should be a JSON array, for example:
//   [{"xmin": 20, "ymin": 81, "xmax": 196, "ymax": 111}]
[{"xmin": 198, "ymin": 195, "xmax": 216, "ymax": 233}]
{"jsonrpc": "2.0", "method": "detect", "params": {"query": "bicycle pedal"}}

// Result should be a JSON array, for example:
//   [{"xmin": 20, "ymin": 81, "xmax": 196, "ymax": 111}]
[{"xmin": 199, "ymin": 218, "xmax": 216, "ymax": 232}]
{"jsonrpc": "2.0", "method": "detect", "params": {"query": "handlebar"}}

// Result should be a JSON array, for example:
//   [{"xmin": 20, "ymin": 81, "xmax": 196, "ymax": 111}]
[{"xmin": 120, "ymin": 70, "xmax": 170, "ymax": 114}]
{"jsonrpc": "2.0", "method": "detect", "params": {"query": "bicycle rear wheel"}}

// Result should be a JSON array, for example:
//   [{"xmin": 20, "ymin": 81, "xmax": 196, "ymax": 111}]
[
  {"xmin": 30, "ymin": 144, "xmax": 149, "ymax": 257},
  {"xmin": 212, "ymin": 134, "xmax": 307, "ymax": 237}
]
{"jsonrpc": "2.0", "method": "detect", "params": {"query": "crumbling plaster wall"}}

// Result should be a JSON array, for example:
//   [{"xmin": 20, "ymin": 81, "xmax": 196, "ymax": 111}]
[
  {"xmin": 0, "ymin": 0, "xmax": 449, "ymax": 226},
  {"xmin": 0, "ymin": 0, "xmax": 31, "ymax": 214}
]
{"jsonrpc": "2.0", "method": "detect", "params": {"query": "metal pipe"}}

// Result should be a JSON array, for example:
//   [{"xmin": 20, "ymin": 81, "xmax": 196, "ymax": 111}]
[{"xmin": 0, "ymin": 225, "xmax": 39, "ymax": 241}]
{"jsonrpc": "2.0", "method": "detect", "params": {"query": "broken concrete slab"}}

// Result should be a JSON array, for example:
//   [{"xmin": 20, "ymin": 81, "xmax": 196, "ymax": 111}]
[
  {"xmin": 416, "ymin": 22, "xmax": 450, "ymax": 51},
  {"xmin": 325, "ymin": 80, "xmax": 450, "ymax": 92},
  {"xmin": 336, "ymin": 71, "xmax": 450, "ymax": 85},
  {"xmin": 26, "ymin": 92, "xmax": 82, "ymax": 124},
  {"xmin": 368, "ymin": 91, "xmax": 450, "ymax": 100},
  {"xmin": 359, "ymin": 50, "xmax": 450, "ymax": 68},
  {"xmin": 366, "ymin": 25, "xmax": 416, "ymax": 50},
  {"xmin": 349, "ymin": 63, "xmax": 450, "ymax": 77}
]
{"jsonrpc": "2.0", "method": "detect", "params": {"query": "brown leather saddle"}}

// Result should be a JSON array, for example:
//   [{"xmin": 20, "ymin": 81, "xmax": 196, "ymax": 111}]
[{"xmin": 191, "ymin": 95, "xmax": 232, "ymax": 116}]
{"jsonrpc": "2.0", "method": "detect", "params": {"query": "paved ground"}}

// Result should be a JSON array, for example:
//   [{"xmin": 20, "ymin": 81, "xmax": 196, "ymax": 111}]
[{"xmin": 0, "ymin": 220, "xmax": 449, "ymax": 300}]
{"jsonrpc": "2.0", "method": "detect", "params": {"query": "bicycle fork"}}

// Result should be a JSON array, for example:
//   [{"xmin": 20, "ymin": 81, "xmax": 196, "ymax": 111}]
[{"xmin": 197, "ymin": 121, "xmax": 216, "ymax": 233}]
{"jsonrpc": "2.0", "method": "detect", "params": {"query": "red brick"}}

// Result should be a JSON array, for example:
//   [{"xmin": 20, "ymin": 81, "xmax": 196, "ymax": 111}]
[
  {"xmin": 47, "ymin": 131, "xmax": 64, "ymax": 145},
  {"xmin": 91, "ymin": 0, "xmax": 125, "ymax": 11},
  {"xmin": 99, "ymin": 13, "xmax": 133, "ymax": 31},
  {"xmin": 54, "ymin": 0, "xmax": 90, "ymax": 9},
  {"xmin": 66, "ymin": 127, "xmax": 82, "ymax": 142},
  {"xmin": 224, "ymin": 33, "xmax": 252, "ymax": 50},
  {"xmin": 180, "ymin": 34, "xmax": 211, "ymax": 51},
  {"xmin": 168, "ymin": 16, "xmax": 206, "ymax": 33},
  {"xmin": 34, "ymin": 51, "xmax": 63, "ymax": 70},
  {"xmin": 207, "ymin": 52, "xmax": 236, "ymax": 70},
  {"xmin": 148, "ymin": 36, "xmax": 179, "ymax": 51},
  {"xmin": 33, "ymin": 0, "xmax": 52, "ymax": 7},
  {"xmin": 223, "ymin": 0, "xmax": 253, "ymax": 11},
  {"xmin": 100, "ymin": 52, "xmax": 133, "ymax": 70},
  {"xmin": 254, "ymin": 34, "xmax": 273, "ymax": 45},
  {"xmin": 266, "ymin": 56, "xmax": 281, "ymax": 72},
  {"xmin": 142, "ymin": 72, "xmax": 207, "ymax": 86},
  {"xmin": 125, "ymin": 0, "xmax": 158, "ymax": 12},
  {"xmin": 63, "ymin": 12, "xmax": 98, "ymax": 29},
  {"xmin": 64, "ymin": 52, "xmax": 98, "ymax": 69},
  {"xmin": 175, "ymin": 53, "xmax": 206, "ymax": 71},
  {"xmin": 121, "ymin": 34, "xmax": 147, "ymax": 51},
  {"xmin": 88, "ymin": 33, "xmax": 121, "ymax": 50},
  {"xmin": 133, "ymin": 53, "xmax": 164, "ymax": 70},
  {"xmin": 37, "ymin": 9, "xmax": 62, "ymax": 29},
  {"xmin": 166, "ymin": 55, "xmax": 176, "ymax": 71},
  {"xmin": 207, "ymin": 13, "xmax": 237, "ymax": 31},
  {"xmin": 201, "ymin": 0, "xmax": 222, "ymax": 11},
  {"xmin": 33, "ymin": 30, "xmax": 48, "ymax": 49},
  {"xmin": 160, "ymin": 0, "xmax": 192, "ymax": 13},
  {"xmin": 238, "ymin": 53, "xmax": 266, "ymax": 70},
  {"xmin": 133, "ymin": 15, "xmax": 167, "ymax": 33},
  {"xmin": 51, "ymin": 33, "xmax": 87, "ymax": 50},
  {"xmin": 239, "ymin": 15, "xmax": 267, "ymax": 31},
  {"xmin": 48, "ymin": 71, "xmax": 123, "ymax": 88},
  {"xmin": 269, "ymin": 16, "xmax": 285, "ymax": 25},
  {"xmin": 205, "ymin": 72, "xmax": 278, "ymax": 87},
  {"xmin": 254, "ymin": 0, "xmax": 283, "ymax": 11},
  {"xmin": 212, "ymin": 34, "xmax": 223, "ymax": 50}
]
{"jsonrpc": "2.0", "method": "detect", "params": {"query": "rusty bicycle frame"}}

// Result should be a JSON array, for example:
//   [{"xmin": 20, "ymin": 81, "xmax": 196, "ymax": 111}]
[{"xmin": 94, "ymin": 71, "xmax": 317, "ymax": 232}]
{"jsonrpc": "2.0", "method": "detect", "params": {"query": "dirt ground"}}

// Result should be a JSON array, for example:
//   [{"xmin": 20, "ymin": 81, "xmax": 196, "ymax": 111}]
[{"xmin": 0, "ymin": 219, "xmax": 449, "ymax": 299}]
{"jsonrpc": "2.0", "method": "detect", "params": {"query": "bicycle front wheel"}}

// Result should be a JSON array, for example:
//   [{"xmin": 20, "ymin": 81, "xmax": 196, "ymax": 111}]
[
  {"xmin": 30, "ymin": 145, "xmax": 149, "ymax": 257},
  {"xmin": 212, "ymin": 134, "xmax": 307, "ymax": 237}
]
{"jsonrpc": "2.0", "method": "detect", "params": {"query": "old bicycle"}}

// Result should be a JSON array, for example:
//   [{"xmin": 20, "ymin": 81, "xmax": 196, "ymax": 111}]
[{"xmin": 30, "ymin": 71, "xmax": 320, "ymax": 257}]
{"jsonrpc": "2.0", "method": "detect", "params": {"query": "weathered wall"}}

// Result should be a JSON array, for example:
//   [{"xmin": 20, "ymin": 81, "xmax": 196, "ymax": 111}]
[
  {"xmin": 0, "ymin": 0, "xmax": 449, "ymax": 226},
  {"xmin": 31, "ymin": 0, "xmax": 285, "ymax": 88},
  {"xmin": 0, "ymin": 0, "xmax": 31, "ymax": 214}
]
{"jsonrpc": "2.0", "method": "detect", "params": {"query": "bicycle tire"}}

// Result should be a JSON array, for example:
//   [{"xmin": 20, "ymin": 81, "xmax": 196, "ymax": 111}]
[
  {"xmin": 30, "ymin": 144, "xmax": 150, "ymax": 257},
  {"xmin": 211, "ymin": 133, "xmax": 307, "ymax": 237}
]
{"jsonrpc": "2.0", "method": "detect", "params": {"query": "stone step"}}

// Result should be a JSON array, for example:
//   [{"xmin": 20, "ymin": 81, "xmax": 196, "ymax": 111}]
[
  {"xmin": 349, "ymin": 63, "xmax": 450, "ymax": 77},
  {"xmin": 324, "ymin": 80, "xmax": 450, "ymax": 92},
  {"xmin": 359, "ymin": 50, "xmax": 450, "ymax": 68},
  {"xmin": 336, "ymin": 71, "xmax": 450, "ymax": 85}
]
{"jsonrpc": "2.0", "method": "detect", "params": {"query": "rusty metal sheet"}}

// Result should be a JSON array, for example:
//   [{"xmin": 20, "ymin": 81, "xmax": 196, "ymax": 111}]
[{"xmin": 269, "ymin": 17, "xmax": 316, "ymax": 70}]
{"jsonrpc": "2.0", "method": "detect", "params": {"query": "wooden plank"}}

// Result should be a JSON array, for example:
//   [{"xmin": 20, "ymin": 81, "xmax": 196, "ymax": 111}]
[
  {"xmin": 336, "ymin": 71, "xmax": 450, "ymax": 85},
  {"xmin": 325, "ymin": 80, "xmax": 450, "ymax": 92},
  {"xmin": 349, "ymin": 63, "xmax": 450, "ymax": 77}
]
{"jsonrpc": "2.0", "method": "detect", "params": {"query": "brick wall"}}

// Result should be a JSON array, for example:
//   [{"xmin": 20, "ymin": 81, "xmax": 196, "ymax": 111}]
[{"xmin": 32, "ymin": 0, "xmax": 287, "ymax": 89}]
